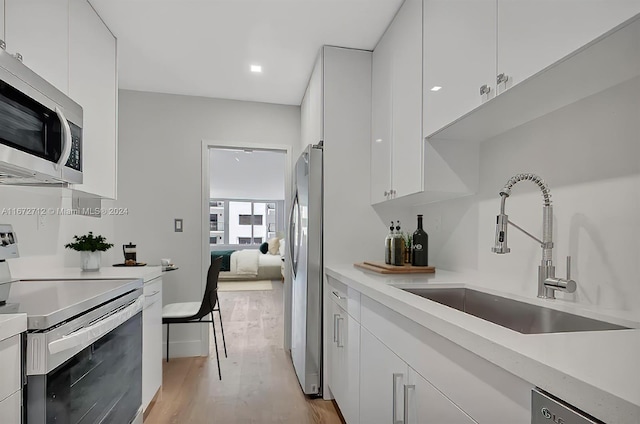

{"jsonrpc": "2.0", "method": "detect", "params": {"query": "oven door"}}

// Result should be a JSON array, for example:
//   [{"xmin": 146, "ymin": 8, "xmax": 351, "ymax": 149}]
[{"xmin": 27, "ymin": 311, "xmax": 142, "ymax": 424}]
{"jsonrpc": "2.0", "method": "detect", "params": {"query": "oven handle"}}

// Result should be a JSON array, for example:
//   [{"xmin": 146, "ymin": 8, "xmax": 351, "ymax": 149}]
[{"xmin": 48, "ymin": 295, "xmax": 144, "ymax": 355}]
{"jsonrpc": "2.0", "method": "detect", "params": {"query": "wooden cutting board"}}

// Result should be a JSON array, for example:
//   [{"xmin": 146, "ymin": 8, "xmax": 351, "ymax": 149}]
[{"xmin": 354, "ymin": 261, "xmax": 435, "ymax": 274}]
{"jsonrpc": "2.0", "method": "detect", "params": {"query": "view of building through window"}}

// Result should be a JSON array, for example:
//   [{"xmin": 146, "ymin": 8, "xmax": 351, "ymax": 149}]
[{"xmin": 210, "ymin": 200, "xmax": 279, "ymax": 246}]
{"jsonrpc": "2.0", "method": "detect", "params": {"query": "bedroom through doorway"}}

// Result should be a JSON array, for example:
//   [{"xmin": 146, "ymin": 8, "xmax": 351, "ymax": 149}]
[{"xmin": 208, "ymin": 147, "xmax": 287, "ymax": 287}]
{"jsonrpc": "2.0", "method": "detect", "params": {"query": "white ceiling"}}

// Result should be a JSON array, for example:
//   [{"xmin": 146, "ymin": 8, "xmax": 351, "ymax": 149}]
[{"xmin": 90, "ymin": 0, "xmax": 403, "ymax": 106}]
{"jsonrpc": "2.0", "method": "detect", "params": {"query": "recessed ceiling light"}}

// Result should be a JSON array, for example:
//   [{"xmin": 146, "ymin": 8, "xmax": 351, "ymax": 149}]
[
  {"xmin": 375, "ymin": 139, "xmax": 383, "ymax": 143},
  {"xmin": 251, "ymin": 65, "xmax": 262, "ymax": 73},
  {"xmin": 430, "ymin": 86, "xmax": 442, "ymax": 92}
]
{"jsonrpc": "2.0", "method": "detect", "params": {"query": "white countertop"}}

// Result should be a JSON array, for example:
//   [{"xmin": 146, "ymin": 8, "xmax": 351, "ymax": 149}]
[
  {"xmin": 0, "ymin": 313, "xmax": 26, "ymax": 342},
  {"xmin": 15, "ymin": 266, "xmax": 163, "ymax": 283},
  {"xmin": 326, "ymin": 265, "xmax": 640, "ymax": 424}
]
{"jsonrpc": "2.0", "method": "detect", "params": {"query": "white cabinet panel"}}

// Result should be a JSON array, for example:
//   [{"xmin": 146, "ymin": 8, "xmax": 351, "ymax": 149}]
[
  {"xmin": 423, "ymin": 0, "xmax": 496, "ymax": 137},
  {"xmin": 5, "ymin": 0, "xmax": 69, "ymax": 93},
  {"xmin": 359, "ymin": 327, "xmax": 408, "ymax": 424},
  {"xmin": 390, "ymin": 0, "xmax": 423, "ymax": 199},
  {"xmin": 407, "ymin": 367, "xmax": 477, "ymax": 424},
  {"xmin": 300, "ymin": 54, "xmax": 323, "ymax": 154},
  {"xmin": 371, "ymin": 0, "xmax": 423, "ymax": 204},
  {"xmin": 69, "ymin": 0, "xmax": 117, "ymax": 199},
  {"xmin": 0, "ymin": 334, "xmax": 20, "ymax": 404},
  {"xmin": 497, "ymin": 0, "xmax": 640, "ymax": 90},
  {"xmin": 142, "ymin": 277, "xmax": 163, "ymax": 411},
  {"xmin": 371, "ymin": 32, "xmax": 393, "ymax": 204},
  {"xmin": 0, "ymin": 390, "xmax": 21, "ymax": 424}
]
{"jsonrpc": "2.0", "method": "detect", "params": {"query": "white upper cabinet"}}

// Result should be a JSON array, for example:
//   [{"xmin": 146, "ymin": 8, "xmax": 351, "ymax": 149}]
[
  {"xmin": 497, "ymin": 0, "xmax": 640, "ymax": 91},
  {"xmin": 371, "ymin": 0, "xmax": 423, "ymax": 204},
  {"xmin": 69, "ymin": 0, "xmax": 118, "ymax": 199},
  {"xmin": 5, "ymin": 0, "xmax": 69, "ymax": 93},
  {"xmin": 300, "ymin": 53, "xmax": 323, "ymax": 154},
  {"xmin": 370, "ymin": 28, "xmax": 393, "ymax": 205},
  {"xmin": 423, "ymin": 0, "xmax": 496, "ymax": 137},
  {"xmin": 390, "ymin": 0, "xmax": 423, "ymax": 201}
]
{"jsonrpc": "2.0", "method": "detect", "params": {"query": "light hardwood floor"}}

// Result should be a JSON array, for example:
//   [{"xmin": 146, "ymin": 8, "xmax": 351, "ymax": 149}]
[{"xmin": 144, "ymin": 281, "xmax": 344, "ymax": 424}]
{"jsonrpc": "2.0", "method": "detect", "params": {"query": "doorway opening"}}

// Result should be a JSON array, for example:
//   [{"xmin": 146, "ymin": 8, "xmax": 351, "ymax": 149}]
[{"xmin": 200, "ymin": 143, "xmax": 290, "ymax": 360}]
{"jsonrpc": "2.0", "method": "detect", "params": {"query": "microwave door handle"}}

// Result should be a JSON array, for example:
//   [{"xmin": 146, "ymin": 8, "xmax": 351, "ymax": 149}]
[{"xmin": 54, "ymin": 107, "xmax": 72, "ymax": 171}]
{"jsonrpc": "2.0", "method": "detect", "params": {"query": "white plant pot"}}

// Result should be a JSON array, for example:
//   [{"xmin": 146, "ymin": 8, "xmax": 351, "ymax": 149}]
[{"xmin": 81, "ymin": 251, "xmax": 101, "ymax": 272}]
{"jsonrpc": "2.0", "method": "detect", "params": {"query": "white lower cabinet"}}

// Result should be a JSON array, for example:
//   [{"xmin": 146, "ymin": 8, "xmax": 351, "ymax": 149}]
[
  {"xmin": 142, "ymin": 277, "xmax": 163, "ymax": 411},
  {"xmin": 0, "ymin": 390, "xmax": 21, "ymax": 424},
  {"xmin": 0, "ymin": 333, "xmax": 22, "ymax": 424},
  {"xmin": 360, "ymin": 328, "xmax": 475, "ymax": 424},
  {"xmin": 407, "ymin": 367, "xmax": 476, "ymax": 424},
  {"xmin": 359, "ymin": 328, "xmax": 408, "ymax": 424},
  {"xmin": 328, "ymin": 294, "xmax": 359, "ymax": 424}
]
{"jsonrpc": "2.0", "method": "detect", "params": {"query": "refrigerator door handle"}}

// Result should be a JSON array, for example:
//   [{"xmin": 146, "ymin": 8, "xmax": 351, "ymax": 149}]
[{"xmin": 288, "ymin": 192, "xmax": 298, "ymax": 277}]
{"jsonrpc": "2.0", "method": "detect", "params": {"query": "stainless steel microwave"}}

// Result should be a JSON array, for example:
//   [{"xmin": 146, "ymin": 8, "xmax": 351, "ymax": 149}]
[{"xmin": 0, "ymin": 47, "xmax": 82, "ymax": 185}]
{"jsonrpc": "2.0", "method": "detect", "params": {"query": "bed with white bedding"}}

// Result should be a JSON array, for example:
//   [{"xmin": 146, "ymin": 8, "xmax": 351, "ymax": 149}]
[{"xmin": 215, "ymin": 248, "xmax": 283, "ymax": 281}]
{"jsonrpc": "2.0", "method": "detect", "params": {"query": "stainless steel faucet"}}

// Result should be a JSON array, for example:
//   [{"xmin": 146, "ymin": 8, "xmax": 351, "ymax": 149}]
[{"xmin": 492, "ymin": 173, "xmax": 576, "ymax": 299}]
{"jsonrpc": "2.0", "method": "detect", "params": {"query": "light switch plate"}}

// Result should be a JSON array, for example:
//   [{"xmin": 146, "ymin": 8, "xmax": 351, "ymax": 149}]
[{"xmin": 174, "ymin": 218, "xmax": 183, "ymax": 232}]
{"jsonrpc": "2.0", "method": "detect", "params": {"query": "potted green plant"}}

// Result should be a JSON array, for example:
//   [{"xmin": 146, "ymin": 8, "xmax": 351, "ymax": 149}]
[{"xmin": 65, "ymin": 232, "xmax": 114, "ymax": 271}]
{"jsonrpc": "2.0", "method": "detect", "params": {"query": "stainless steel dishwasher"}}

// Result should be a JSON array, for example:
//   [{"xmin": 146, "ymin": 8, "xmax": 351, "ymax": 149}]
[{"xmin": 532, "ymin": 388, "xmax": 604, "ymax": 424}]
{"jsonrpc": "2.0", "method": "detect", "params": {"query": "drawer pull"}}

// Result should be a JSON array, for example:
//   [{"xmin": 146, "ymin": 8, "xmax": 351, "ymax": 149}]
[{"xmin": 332, "ymin": 291, "xmax": 346, "ymax": 300}]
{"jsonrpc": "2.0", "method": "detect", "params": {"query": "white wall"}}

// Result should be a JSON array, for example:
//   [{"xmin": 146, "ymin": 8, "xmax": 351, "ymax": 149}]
[
  {"xmin": 388, "ymin": 76, "xmax": 640, "ymax": 313},
  {"xmin": 0, "ymin": 187, "xmax": 121, "ymax": 274},
  {"xmin": 209, "ymin": 148, "xmax": 286, "ymax": 200},
  {"xmin": 115, "ymin": 89, "xmax": 300, "ymax": 357}
]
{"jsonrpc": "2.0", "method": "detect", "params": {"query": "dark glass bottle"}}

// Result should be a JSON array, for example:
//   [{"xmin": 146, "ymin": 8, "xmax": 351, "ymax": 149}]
[{"xmin": 412, "ymin": 215, "xmax": 428, "ymax": 266}]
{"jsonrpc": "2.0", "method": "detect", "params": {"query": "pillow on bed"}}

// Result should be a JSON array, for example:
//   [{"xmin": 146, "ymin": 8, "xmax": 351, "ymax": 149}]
[
  {"xmin": 278, "ymin": 239, "xmax": 285, "ymax": 256},
  {"xmin": 259, "ymin": 242, "xmax": 269, "ymax": 254},
  {"xmin": 267, "ymin": 237, "xmax": 280, "ymax": 255}
]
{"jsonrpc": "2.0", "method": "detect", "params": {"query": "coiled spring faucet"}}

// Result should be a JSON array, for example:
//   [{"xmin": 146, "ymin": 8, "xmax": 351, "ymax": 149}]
[{"xmin": 492, "ymin": 173, "xmax": 576, "ymax": 299}]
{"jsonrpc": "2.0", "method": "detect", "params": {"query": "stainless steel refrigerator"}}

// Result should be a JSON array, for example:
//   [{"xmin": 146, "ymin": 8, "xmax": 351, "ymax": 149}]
[{"xmin": 289, "ymin": 143, "xmax": 323, "ymax": 396}]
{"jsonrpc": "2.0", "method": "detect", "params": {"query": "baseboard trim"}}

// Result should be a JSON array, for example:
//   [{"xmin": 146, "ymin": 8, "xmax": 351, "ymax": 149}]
[{"xmin": 164, "ymin": 340, "xmax": 203, "ymax": 359}]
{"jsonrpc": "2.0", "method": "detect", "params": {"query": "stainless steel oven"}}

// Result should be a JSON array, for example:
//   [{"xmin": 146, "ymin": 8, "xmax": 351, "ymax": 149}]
[
  {"xmin": 7, "ymin": 279, "xmax": 143, "ymax": 424},
  {"xmin": 0, "ymin": 46, "xmax": 82, "ymax": 185}
]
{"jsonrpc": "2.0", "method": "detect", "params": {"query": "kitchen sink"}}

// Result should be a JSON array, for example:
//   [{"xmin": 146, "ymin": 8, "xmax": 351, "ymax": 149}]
[{"xmin": 401, "ymin": 287, "xmax": 629, "ymax": 334}]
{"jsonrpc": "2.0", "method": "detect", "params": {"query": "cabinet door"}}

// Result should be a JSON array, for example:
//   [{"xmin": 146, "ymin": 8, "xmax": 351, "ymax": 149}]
[
  {"xmin": 69, "ymin": 0, "xmax": 117, "ymax": 199},
  {"xmin": 142, "ymin": 279, "xmax": 163, "ymax": 411},
  {"xmin": 371, "ymin": 29, "xmax": 393, "ymax": 204},
  {"xmin": 327, "ymin": 299, "xmax": 342, "ymax": 403},
  {"xmin": 423, "ymin": 0, "xmax": 496, "ymax": 137},
  {"xmin": 5, "ymin": 0, "xmax": 69, "ymax": 93},
  {"xmin": 335, "ymin": 304, "xmax": 360, "ymax": 424},
  {"xmin": 0, "ymin": 390, "xmax": 21, "ymax": 424},
  {"xmin": 406, "ymin": 367, "xmax": 477, "ymax": 424},
  {"xmin": 497, "ymin": 0, "xmax": 640, "ymax": 90},
  {"xmin": 0, "ymin": 335, "xmax": 20, "ymax": 403},
  {"xmin": 301, "ymin": 53, "xmax": 323, "ymax": 153},
  {"xmin": 390, "ymin": 0, "xmax": 423, "ymax": 200},
  {"xmin": 360, "ymin": 327, "xmax": 407, "ymax": 424}
]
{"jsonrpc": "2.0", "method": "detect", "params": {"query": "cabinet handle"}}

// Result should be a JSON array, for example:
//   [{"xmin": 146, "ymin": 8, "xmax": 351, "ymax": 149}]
[
  {"xmin": 392, "ymin": 373, "xmax": 404, "ymax": 424},
  {"xmin": 332, "ymin": 290, "xmax": 346, "ymax": 300},
  {"xmin": 336, "ymin": 317, "xmax": 344, "ymax": 347},
  {"xmin": 333, "ymin": 313, "xmax": 339, "ymax": 343},
  {"xmin": 145, "ymin": 290, "xmax": 161, "ymax": 298},
  {"xmin": 496, "ymin": 73, "xmax": 509, "ymax": 85},
  {"xmin": 403, "ymin": 384, "xmax": 415, "ymax": 424},
  {"xmin": 479, "ymin": 84, "xmax": 491, "ymax": 96}
]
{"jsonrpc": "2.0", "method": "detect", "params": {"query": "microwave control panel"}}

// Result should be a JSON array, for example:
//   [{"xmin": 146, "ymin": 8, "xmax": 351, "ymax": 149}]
[{"xmin": 65, "ymin": 122, "xmax": 82, "ymax": 171}]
